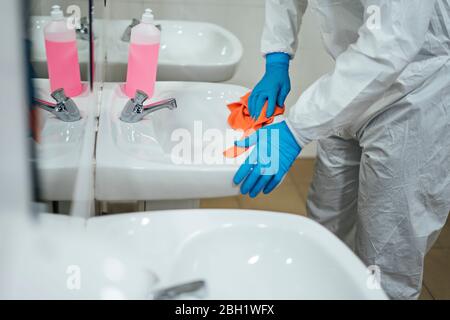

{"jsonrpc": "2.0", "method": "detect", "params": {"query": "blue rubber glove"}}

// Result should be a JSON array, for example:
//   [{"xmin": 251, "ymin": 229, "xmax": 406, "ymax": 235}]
[
  {"xmin": 249, "ymin": 52, "xmax": 291, "ymax": 120},
  {"xmin": 233, "ymin": 121, "xmax": 301, "ymax": 198}
]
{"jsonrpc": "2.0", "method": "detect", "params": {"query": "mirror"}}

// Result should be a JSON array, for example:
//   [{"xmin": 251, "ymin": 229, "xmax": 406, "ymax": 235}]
[{"xmin": 26, "ymin": 0, "xmax": 99, "ymax": 215}]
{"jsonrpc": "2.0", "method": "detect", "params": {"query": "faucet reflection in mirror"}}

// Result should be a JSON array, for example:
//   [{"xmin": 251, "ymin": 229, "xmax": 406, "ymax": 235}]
[{"xmin": 33, "ymin": 88, "xmax": 81, "ymax": 122}]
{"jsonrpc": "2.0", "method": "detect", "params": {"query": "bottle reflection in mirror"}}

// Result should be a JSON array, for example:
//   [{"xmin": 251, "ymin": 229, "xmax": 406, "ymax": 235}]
[{"xmin": 44, "ymin": 5, "xmax": 82, "ymax": 97}]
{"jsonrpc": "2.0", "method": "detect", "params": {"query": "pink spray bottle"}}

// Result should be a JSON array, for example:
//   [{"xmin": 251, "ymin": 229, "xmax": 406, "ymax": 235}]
[
  {"xmin": 125, "ymin": 8, "xmax": 161, "ymax": 98},
  {"xmin": 44, "ymin": 5, "xmax": 82, "ymax": 97}
]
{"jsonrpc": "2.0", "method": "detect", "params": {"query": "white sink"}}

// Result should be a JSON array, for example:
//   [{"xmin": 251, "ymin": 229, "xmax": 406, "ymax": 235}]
[
  {"xmin": 87, "ymin": 209, "xmax": 388, "ymax": 300},
  {"xmin": 96, "ymin": 82, "xmax": 249, "ymax": 201},
  {"xmin": 29, "ymin": 17, "xmax": 243, "ymax": 82},
  {"xmin": 3, "ymin": 214, "xmax": 154, "ymax": 299},
  {"xmin": 33, "ymin": 79, "xmax": 91, "ymax": 200},
  {"xmin": 6, "ymin": 210, "xmax": 387, "ymax": 299},
  {"xmin": 106, "ymin": 20, "xmax": 242, "ymax": 82}
]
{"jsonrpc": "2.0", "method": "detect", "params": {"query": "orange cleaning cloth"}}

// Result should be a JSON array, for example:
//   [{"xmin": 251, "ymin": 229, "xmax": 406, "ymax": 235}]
[{"xmin": 223, "ymin": 91, "xmax": 285, "ymax": 158}]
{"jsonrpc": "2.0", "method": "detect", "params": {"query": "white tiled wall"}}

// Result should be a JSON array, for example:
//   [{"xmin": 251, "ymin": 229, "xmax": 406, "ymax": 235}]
[{"xmin": 33, "ymin": 0, "xmax": 336, "ymax": 157}]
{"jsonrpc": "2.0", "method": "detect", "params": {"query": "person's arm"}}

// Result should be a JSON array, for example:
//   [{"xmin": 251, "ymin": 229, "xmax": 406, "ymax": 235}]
[
  {"xmin": 286, "ymin": 0, "xmax": 436, "ymax": 147},
  {"xmin": 261, "ymin": 0, "xmax": 308, "ymax": 58},
  {"xmin": 249, "ymin": 0, "xmax": 308, "ymax": 119}
]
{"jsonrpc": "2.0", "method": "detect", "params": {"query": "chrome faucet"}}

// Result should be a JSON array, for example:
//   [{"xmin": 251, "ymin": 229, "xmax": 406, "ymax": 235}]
[
  {"xmin": 120, "ymin": 90, "xmax": 177, "ymax": 123},
  {"xmin": 121, "ymin": 18, "xmax": 161, "ymax": 42},
  {"xmin": 76, "ymin": 16, "xmax": 89, "ymax": 41},
  {"xmin": 121, "ymin": 18, "xmax": 139, "ymax": 42},
  {"xmin": 151, "ymin": 280, "xmax": 207, "ymax": 300},
  {"xmin": 33, "ymin": 88, "xmax": 81, "ymax": 122}
]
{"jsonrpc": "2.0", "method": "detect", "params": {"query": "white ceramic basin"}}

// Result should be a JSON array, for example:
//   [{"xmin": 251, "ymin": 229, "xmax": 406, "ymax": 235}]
[
  {"xmin": 96, "ymin": 82, "xmax": 249, "ymax": 201},
  {"xmin": 3, "ymin": 214, "xmax": 154, "ymax": 299},
  {"xmin": 33, "ymin": 79, "xmax": 91, "ymax": 200},
  {"xmin": 29, "ymin": 17, "xmax": 242, "ymax": 82},
  {"xmin": 87, "ymin": 210, "xmax": 388, "ymax": 300},
  {"xmin": 105, "ymin": 19, "xmax": 242, "ymax": 82}
]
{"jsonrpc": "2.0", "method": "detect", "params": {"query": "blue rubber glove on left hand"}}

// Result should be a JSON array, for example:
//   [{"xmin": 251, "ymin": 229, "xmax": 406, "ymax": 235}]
[
  {"xmin": 233, "ymin": 121, "xmax": 301, "ymax": 198},
  {"xmin": 249, "ymin": 52, "xmax": 291, "ymax": 120}
]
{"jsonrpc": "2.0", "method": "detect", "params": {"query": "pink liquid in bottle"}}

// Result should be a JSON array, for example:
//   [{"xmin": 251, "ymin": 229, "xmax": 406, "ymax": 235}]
[
  {"xmin": 125, "ymin": 9, "xmax": 161, "ymax": 98},
  {"xmin": 45, "ymin": 40, "xmax": 82, "ymax": 97},
  {"xmin": 125, "ymin": 43, "xmax": 160, "ymax": 98},
  {"xmin": 44, "ymin": 6, "xmax": 83, "ymax": 97}
]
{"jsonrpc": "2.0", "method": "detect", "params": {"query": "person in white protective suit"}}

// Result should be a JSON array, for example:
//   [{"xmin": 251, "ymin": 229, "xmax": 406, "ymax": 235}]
[{"xmin": 233, "ymin": 0, "xmax": 450, "ymax": 299}]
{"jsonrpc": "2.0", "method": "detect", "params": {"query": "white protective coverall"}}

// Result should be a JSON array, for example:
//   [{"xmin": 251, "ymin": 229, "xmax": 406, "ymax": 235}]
[{"xmin": 261, "ymin": 0, "xmax": 450, "ymax": 299}]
